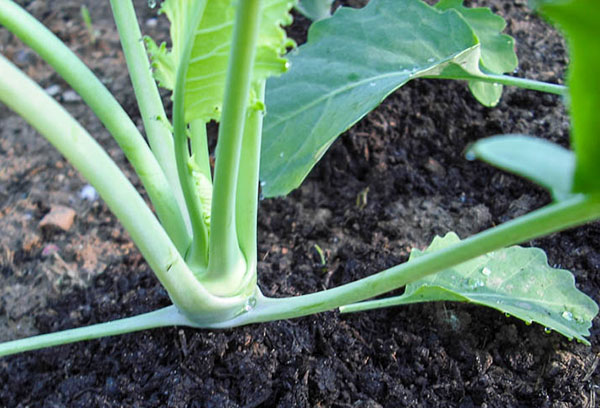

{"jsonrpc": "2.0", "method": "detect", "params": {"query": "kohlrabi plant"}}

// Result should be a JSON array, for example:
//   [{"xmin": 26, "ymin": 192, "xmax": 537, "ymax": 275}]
[{"xmin": 0, "ymin": 0, "xmax": 598, "ymax": 358}]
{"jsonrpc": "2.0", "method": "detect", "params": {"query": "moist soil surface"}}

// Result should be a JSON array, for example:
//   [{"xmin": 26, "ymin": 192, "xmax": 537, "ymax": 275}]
[{"xmin": 1, "ymin": 0, "xmax": 599, "ymax": 407}]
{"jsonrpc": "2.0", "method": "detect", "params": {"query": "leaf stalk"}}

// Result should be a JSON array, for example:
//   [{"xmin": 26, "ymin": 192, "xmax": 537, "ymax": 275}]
[{"xmin": 204, "ymin": 0, "xmax": 264, "ymax": 296}]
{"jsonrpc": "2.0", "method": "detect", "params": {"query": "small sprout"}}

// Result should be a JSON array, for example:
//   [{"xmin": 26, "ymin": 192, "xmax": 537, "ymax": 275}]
[
  {"xmin": 313, "ymin": 244, "xmax": 327, "ymax": 269},
  {"xmin": 356, "ymin": 187, "xmax": 369, "ymax": 210},
  {"xmin": 80, "ymin": 5, "xmax": 98, "ymax": 45}
]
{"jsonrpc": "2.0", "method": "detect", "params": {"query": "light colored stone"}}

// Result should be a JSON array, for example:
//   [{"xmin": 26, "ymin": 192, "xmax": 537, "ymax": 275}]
[{"xmin": 39, "ymin": 205, "xmax": 76, "ymax": 231}]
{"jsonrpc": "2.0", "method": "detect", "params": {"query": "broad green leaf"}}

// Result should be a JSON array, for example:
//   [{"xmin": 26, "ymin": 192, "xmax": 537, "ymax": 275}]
[
  {"xmin": 340, "ymin": 233, "xmax": 597, "ymax": 344},
  {"xmin": 435, "ymin": 0, "xmax": 518, "ymax": 106},
  {"xmin": 260, "ymin": 0, "xmax": 507, "ymax": 197},
  {"xmin": 146, "ymin": 0, "xmax": 295, "ymax": 122},
  {"xmin": 468, "ymin": 134, "xmax": 575, "ymax": 201},
  {"xmin": 535, "ymin": 0, "xmax": 600, "ymax": 194},
  {"xmin": 296, "ymin": 0, "xmax": 333, "ymax": 21}
]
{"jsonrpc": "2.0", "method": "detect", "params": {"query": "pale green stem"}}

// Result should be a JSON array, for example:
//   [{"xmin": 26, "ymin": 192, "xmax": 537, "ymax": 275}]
[
  {"xmin": 0, "ymin": 0, "xmax": 189, "ymax": 254},
  {"xmin": 0, "ymin": 55, "xmax": 249, "ymax": 326},
  {"xmin": 475, "ymin": 73, "xmax": 567, "ymax": 96},
  {"xmin": 172, "ymin": 2, "xmax": 210, "ymax": 270},
  {"xmin": 1, "ymin": 191, "xmax": 597, "ymax": 354},
  {"xmin": 205, "ymin": 0, "xmax": 263, "ymax": 296},
  {"xmin": 234, "ymin": 81, "xmax": 266, "ymax": 288},
  {"xmin": 0, "ymin": 306, "xmax": 187, "ymax": 357},
  {"xmin": 190, "ymin": 119, "xmax": 212, "ymax": 183},
  {"xmin": 228, "ymin": 194, "xmax": 600, "ymax": 324},
  {"xmin": 109, "ymin": 0, "xmax": 191, "ymax": 237}
]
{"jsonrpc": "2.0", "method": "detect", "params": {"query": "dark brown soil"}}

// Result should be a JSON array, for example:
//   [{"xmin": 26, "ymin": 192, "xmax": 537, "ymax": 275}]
[{"xmin": 1, "ymin": 0, "xmax": 599, "ymax": 407}]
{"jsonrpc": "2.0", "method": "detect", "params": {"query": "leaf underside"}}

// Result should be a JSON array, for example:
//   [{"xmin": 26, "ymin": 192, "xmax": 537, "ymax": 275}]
[
  {"xmin": 260, "ymin": 0, "xmax": 514, "ymax": 197},
  {"xmin": 468, "ymin": 134, "xmax": 575, "ymax": 201},
  {"xmin": 147, "ymin": 0, "xmax": 295, "ymax": 123},
  {"xmin": 296, "ymin": 0, "xmax": 333, "ymax": 21},
  {"xmin": 341, "ymin": 233, "xmax": 597, "ymax": 344},
  {"xmin": 536, "ymin": 0, "xmax": 600, "ymax": 194}
]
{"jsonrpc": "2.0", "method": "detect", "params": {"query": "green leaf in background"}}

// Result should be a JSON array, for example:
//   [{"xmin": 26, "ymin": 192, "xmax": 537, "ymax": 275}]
[
  {"xmin": 340, "ymin": 233, "xmax": 597, "ymax": 344},
  {"xmin": 260, "ymin": 0, "xmax": 514, "ymax": 197},
  {"xmin": 146, "ymin": 0, "xmax": 295, "ymax": 123},
  {"xmin": 435, "ymin": 0, "xmax": 518, "ymax": 107},
  {"xmin": 261, "ymin": 0, "xmax": 476, "ymax": 197},
  {"xmin": 296, "ymin": 0, "xmax": 333, "ymax": 21},
  {"xmin": 468, "ymin": 134, "xmax": 575, "ymax": 201},
  {"xmin": 535, "ymin": 0, "xmax": 600, "ymax": 194}
]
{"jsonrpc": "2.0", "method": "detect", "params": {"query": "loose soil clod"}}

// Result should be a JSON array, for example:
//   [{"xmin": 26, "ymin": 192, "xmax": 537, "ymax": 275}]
[{"xmin": 39, "ymin": 205, "xmax": 76, "ymax": 231}]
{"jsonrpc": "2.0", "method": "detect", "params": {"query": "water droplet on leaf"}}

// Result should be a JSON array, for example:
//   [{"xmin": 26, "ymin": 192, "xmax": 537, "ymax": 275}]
[
  {"xmin": 544, "ymin": 327, "xmax": 552, "ymax": 334},
  {"xmin": 561, "ymin": 311, "xmax": 573, "ymax": 321},
  {"xmin": 463, "ymin": 278, "xmax": 484, "ymax": 290},
  {"xmin": 481, "ymin": 267, "xmax": 492, "ymax": 276},
  {"xmin": 148, "ymin": 0, "xmax": 157, "ymax": 8}
]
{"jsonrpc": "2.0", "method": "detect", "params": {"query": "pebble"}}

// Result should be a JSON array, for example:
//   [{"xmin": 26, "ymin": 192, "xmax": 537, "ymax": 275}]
[
  {"xmin": 79, "ymin": 184, "xmax": 99, "ymax": 201},
  {"xmin": 424, "ymin": 157, "xmax": 446, "ymax": 177},
  {"xmin": 39, "ymin": 205, "xmax": 76, "ymax": 231},
  {"xmin": 14, "ymin": 49, "xmax": 36, "ymax": 64},
  {"xmin": 41, "ymin": 243, "xmax": 60, "ymax": 257},
  {"xmin": 44, "ymin": 84, "xmax": 61, "ymax": 96},
  {"xmin": 62, "ymin": 90, "xmax": 82, "ymax": 102}
]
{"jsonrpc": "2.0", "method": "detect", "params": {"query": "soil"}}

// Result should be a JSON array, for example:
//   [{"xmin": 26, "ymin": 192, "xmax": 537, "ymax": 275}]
[{"xmin": 1, "ymin": 0, "xmax": 599, "ymax": 407}]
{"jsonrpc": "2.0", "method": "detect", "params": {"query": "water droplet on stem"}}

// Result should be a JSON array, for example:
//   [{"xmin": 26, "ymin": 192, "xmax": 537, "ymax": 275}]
[{"xmin": 244, "ymin": 297, "xmax": 257, "ymax": 312}]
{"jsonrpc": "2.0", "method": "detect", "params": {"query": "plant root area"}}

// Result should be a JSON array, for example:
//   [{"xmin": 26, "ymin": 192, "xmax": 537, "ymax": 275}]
[{"xmin": 1, "ymin": 0, "xmax": 599, "ymax": 406}]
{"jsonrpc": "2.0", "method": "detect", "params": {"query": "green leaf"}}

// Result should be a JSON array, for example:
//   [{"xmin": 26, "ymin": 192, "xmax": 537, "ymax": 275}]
[
  {"xmin": 340, "ymin": 232, "xmax": 597, "ymax": 344},
  {"xmin": 435, "ymin": 0, "xmax": 518, "ymax": 107},
  {"xmin": 468, "ymin": 134, "xmax": 576, "ymax": 201},
  {"xmin": 261, "ymin": 0, "xmax": 490, "ymax": 197},
  {"xmin": 146, "ymin": 0, "xmax": 295, "ymax": 122},
  {"xmin": 466, "ymin": 80, "xmax": 503, "ymax": 107},
  {"xmin": 535, "ymin": 0, "xmax": 600, "ymax": 194}
]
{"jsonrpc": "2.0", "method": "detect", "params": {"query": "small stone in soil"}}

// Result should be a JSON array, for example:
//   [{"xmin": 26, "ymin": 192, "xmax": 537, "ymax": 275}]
[
  {"xmin": 62, "ymin": 90, "xmax": 82, "ymax": 102},
  {"xmin": 39, "ymin": 205, "xmax": 76, "ymax": 231},
  {"xmin": 41, "ymin": 244, "xmax": 60, "ymax": 257},
  {"xmin": 79, "ymin": 184, "xmax": 99, "ymax": 201},
  {"xmin": 44, "ymin": 84, "xmax": 61, "ymax": 96}
]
